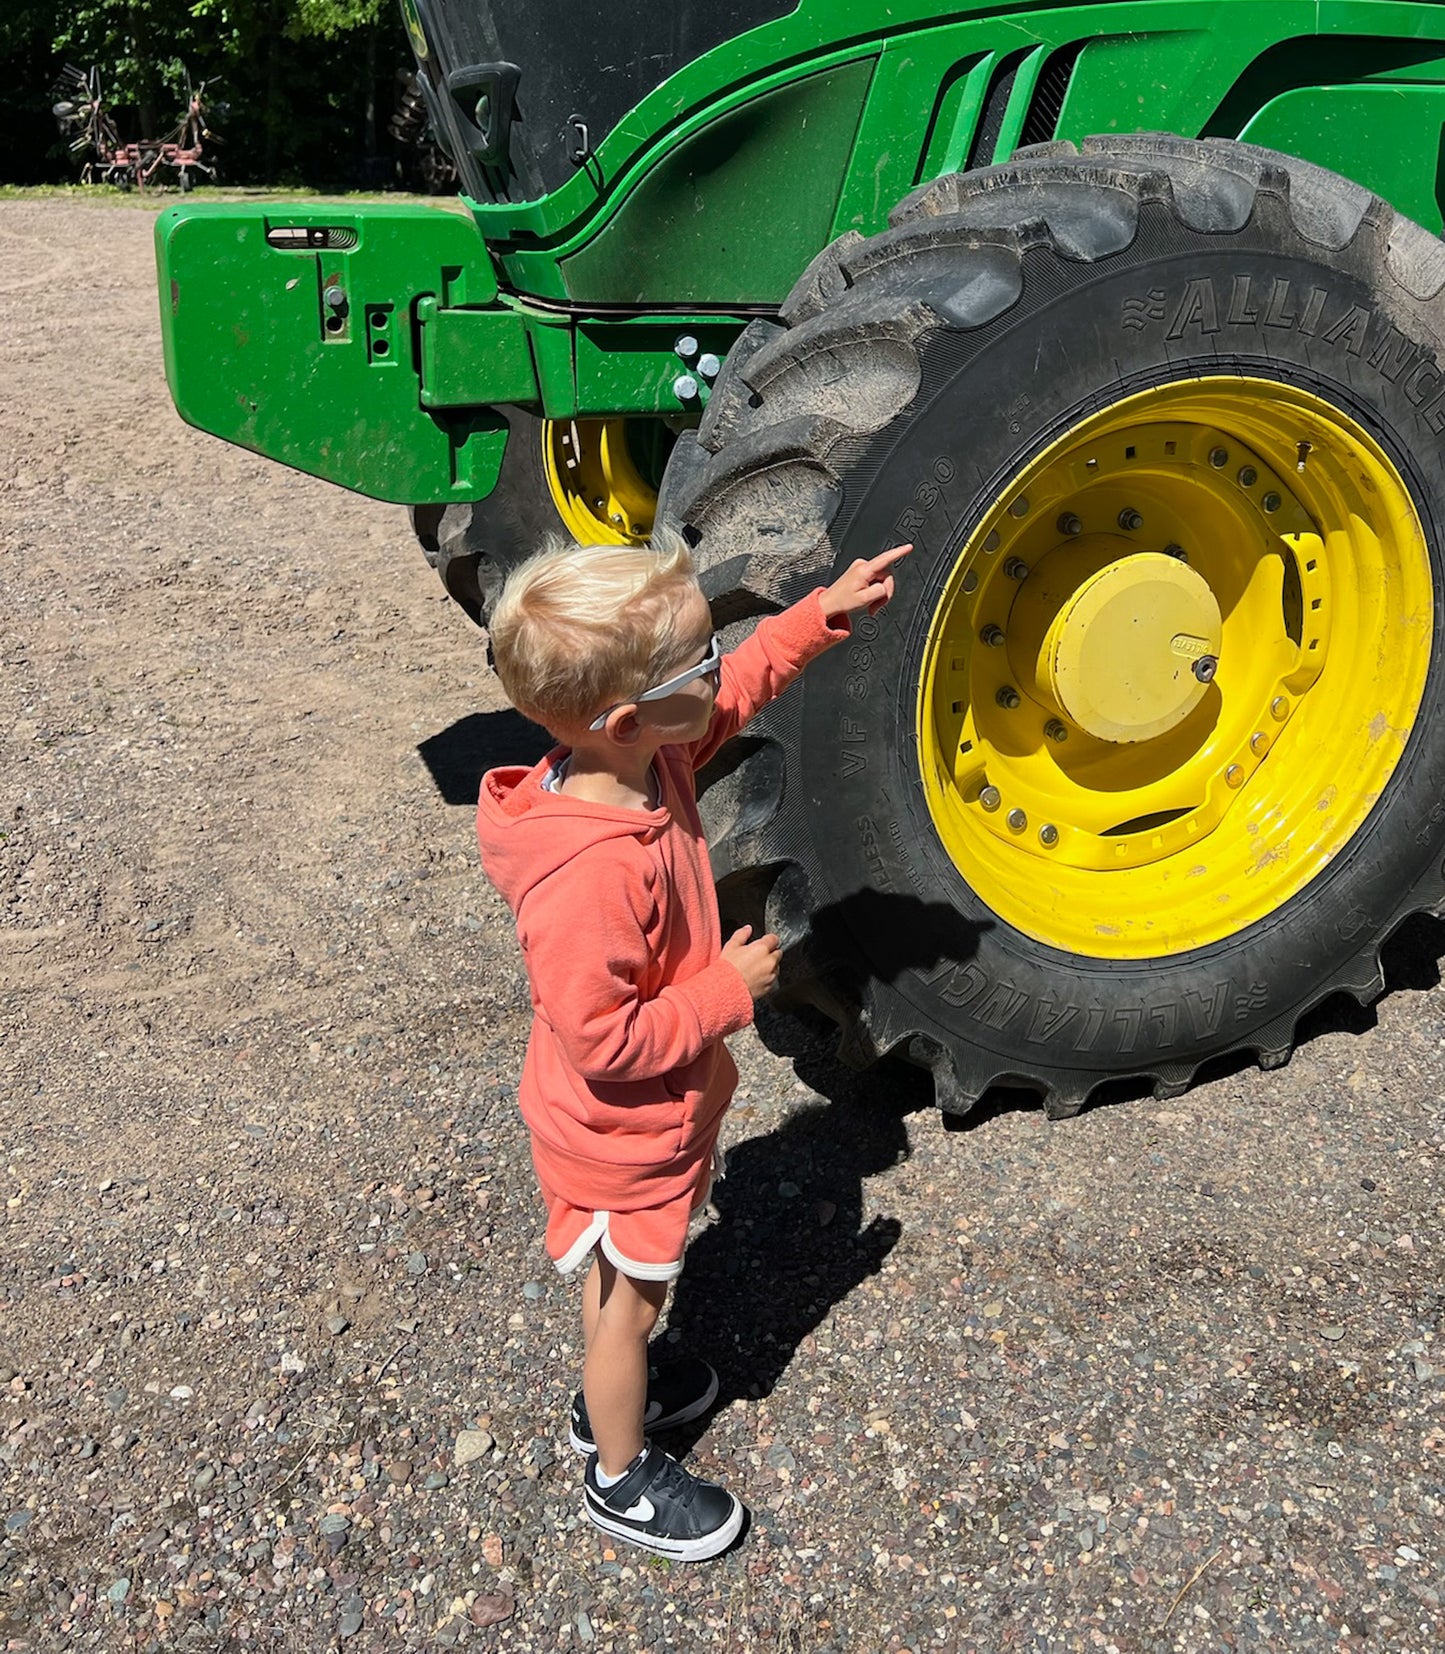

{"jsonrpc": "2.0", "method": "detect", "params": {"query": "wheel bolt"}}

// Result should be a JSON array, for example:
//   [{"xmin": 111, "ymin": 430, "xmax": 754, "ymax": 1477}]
[
  {"xmin": 1270, "ymin": 696, "xmax": 1288, "ymax": 720},
  {"xmin": 672, "ymin": 373, "xmax": 700, "ymax": 401},
  {"xmin": 980, "ymin": 624, "xmax": 1005, "ymax": 648},
  {"xmin": 1250, "ymin": 731, "xmax": 1268, "ymax": 756},
  {"xmin": 1237, "ymin": 465, "xmax": 1258, "ymax": 487},
  {"xmin": 1262, "ymin": 492, "xmax": 1281, "ymax": 513},
  {"xmin": 979, "ymin": 785, "xmax": 1001, "ymax": 812},
  {"xmin": 1038, "ymin": 823, "xmax": 1059, "ymax": 847},
  {"xmin": 1007, "ymin": 808, "xmax": 1028, "ymax": 831},
  {"xmin": 1044, "ymin": 719, "xmax": 1068, "ymax": 743},
  {"xmin": 1118, "ymin": 507, "xmax": 1143, "ymax": 531},
  {"xmin": 996, "ymin": 685, "xmax": 1021, "ymax": 709},
  {"xmin": 1164, "ymin": 542, "xmax": 1187, "ymax": 561},
  {"xmin": 1192, "ymin": 655, "xmax": 1218, "ymax": 684},
  {"xmin": 1004, "ymin": 557, "xmax": 1029, "ymax": 580},
  {"xmin": 1057, "ymin": 512, "xmax": 1083, "ymax": 536},
  {"xmin": 1226, "ymin": 764, "xmax": 1244, "ymax": 788},
  {"xmin": 1209, "ymin": 447, "xmax": 1228, "ymax": 468}
]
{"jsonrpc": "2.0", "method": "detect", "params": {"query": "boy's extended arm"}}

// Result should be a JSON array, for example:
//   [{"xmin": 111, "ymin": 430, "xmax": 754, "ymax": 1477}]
[
  {"xmin": 518, "ymin": 848, "xmax": 754, "ymax": 1085},
  {"xmin": 686, "ymin": 590, "xmax": 849, "ymax": 770}
]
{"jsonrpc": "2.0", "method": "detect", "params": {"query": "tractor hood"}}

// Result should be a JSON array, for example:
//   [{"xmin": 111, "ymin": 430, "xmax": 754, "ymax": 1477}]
[{"xmin": 401, "ymin": 0, "xmax": 801, "ymax": 203}]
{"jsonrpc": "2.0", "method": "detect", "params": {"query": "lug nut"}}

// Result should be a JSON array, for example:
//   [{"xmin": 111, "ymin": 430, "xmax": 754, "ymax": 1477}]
[
  {"xmin": 1237, "ymin": 465, "xmax": 1258, "ymax": 487},
  {"xmin": 1226, "ymin": 764, "xmax": 1244, "ymax": 788},
  {"xmin": 1057, "ymin": 512, "xmax": 1083, "ymax": 536},
  {"xmin": 979, "ymin": 785, "xmax": 1001, "ymax": 812},
  {"xmin": 697, "ymin": 352, "xmax": 721, "ymax": 379},
  {"xmin": 980, "ymin": 624, "xmax": 1005, "ymax": 648},
  {"xmin": 1044, "ymin": 719, "xmax": 1068, "ymax": 743},
  {"xmin": 1007, "ymin": 808, "xmax": 1028, "ymax": 831},
  {"xmin": 672, "ymin": 374, "xmax": 700, "ymax": 401},
  {"xmin": 1209, "ymin": 447, "xmax": 1229, "ymax": 468},
  {"xmin": 1192, "ymin": 655, "xmax": 1218, "ymax": 684},
  {"xmin": 996, "ymin": 685, "xmax": 1021, "ymax": 709},
  {"xmin": 1163, "ymin": 542, "xmax": 1187, "ymax": 561},
  {"xmin": 674, "ymin": 335, "xmax": 699, "ymax": 359},
  {"xmin": 1004, "ymin": 557, "xmax": 1029, "ymax": 580},
  {"xmin": 1270, "ymin": 696, "xmax": 1288, "ymax": 720},
  {"xmin": 1118, "ymin": 507, "xmax": 1143, "ymax": 531},
  {"xmin": 1038, "ymin": 823, "xmax": 1059, "ymax": 847},
  {"xmin": 1250, "ymin": 731, "xmax": 1268, "ymax": 756}
]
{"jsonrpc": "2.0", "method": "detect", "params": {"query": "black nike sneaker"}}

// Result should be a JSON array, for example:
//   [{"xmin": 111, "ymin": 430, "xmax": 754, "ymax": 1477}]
[
  {"xmin": 583, "ymin": 1443, "xmax": 745, "ymax": 1561},
  {"xmin": 568, "ymin": 1355, "xmax": 718, "ymax": 1454}
]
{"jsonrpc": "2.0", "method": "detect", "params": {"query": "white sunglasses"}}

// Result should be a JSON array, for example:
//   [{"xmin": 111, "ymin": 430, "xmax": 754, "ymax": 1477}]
[{"xmin": 589, "ymin": 633, "xmax": 724, "ymax": 730}]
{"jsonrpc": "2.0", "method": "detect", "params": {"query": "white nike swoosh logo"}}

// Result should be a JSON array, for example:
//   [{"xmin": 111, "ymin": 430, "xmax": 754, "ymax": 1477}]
[{"xmin": 618, "ymin": 1495, "xmax": 656, "ymax": 1521}]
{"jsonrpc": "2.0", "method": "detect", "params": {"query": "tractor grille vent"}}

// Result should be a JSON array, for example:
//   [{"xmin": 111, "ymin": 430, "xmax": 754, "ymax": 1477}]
[
  {"xmin": 966, "ymin": 50, "xmax": 1027, "ymax": 170},
  {"xmin": 1018, "ymin": 40, "xmax": 1087, "ymax": 149}
]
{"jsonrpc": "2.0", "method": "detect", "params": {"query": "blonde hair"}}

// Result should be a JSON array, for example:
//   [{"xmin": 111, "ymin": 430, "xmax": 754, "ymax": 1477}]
[{"xmin": 489, "ymin": 527, "xmax": 701, "ymax": 734}]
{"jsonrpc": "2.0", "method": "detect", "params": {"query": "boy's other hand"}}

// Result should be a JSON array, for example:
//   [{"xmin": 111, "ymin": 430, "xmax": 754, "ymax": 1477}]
[
  {"xmin": 819, "ymin": 543, "xmax": 912, "ymax": 626},
  {"xmin": 721, "ymin": 925, "xmax": 781, "ymax": 999}
]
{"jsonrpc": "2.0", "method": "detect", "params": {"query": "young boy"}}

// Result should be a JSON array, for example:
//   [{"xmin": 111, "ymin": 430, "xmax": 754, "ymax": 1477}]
[{"xmin": 476, "ymin": 527, "xmax": 908, "ymax": 1560}]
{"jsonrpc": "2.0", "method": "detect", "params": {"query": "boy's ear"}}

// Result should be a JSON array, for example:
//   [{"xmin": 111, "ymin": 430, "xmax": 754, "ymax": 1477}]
[{"xmin": 603, "ymin": 704, "xmax": 643, "ymax": 745}]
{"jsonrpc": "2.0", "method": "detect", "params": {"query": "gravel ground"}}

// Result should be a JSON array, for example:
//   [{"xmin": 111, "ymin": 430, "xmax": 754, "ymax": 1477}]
[{"xmin": 1, "ymin": 198, "xmax": 1443, "ymax": 1653}]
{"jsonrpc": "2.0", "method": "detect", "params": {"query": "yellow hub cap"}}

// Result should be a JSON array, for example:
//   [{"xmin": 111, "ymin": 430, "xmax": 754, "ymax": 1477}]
[
  {"xmin": 542, "ymin": 418, "xmax": 657, "ymax": 544},
  {"xmin": 917, "ymin": 377, "xmax": 1432, "ymax": 958}
]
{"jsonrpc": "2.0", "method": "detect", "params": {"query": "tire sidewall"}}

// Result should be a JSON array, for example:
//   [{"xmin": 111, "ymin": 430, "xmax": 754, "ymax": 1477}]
[{"xmin": 791, "ymin": 217, "xmax": 1445, "ymax": 1075}]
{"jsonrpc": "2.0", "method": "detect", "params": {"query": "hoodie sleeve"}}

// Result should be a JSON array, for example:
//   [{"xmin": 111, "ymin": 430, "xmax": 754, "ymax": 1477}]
[
  {"xmin": 686, "ymin": 588, "xmax": 850, "ymax": 770},
  {"xmin": 517, "ymin": 845, "xmax": 755, "ymax": 1084}
]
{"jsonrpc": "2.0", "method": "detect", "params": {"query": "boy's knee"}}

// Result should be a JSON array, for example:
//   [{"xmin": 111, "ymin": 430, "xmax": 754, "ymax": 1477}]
[{"xmin": 599, "ymin": 1266, "xmax": 668, "ymax": 1333}]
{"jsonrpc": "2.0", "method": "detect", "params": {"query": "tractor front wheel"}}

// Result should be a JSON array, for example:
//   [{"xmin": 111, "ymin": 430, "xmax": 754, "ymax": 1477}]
[
  {"xmin": 662, "ymin": 135, "xmax": 1445, "ymax": 1116},
  {"xmin": 411, "ymin": 410, "xmax": 668, "ymax": 624}
]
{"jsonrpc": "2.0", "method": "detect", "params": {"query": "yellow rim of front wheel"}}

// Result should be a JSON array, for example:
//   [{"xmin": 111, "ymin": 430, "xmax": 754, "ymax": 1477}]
[
  {"xmin": 916, "ymin": 377, "xmax": 1433, "ymax": 959},
  {"xmin": 542, "ymin": 418, "xmax": 657, "ymax": 544}
]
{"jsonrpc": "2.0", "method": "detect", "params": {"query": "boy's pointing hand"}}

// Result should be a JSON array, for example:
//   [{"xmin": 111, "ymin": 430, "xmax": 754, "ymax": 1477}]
[{"xmin": 819, "ymin": 543, "xmax": 912, "ymax": 626}]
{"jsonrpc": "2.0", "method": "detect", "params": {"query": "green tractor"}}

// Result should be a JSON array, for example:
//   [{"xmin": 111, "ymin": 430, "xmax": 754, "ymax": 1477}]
[{"xmin": 157, "ymin": 0, "xmax": 1445, "ymax": 1117}]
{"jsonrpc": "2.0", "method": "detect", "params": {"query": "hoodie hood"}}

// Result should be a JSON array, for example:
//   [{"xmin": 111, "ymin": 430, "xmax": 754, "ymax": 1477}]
[{"xmin": 476, "ymin": 754, "xmax": 668, "ymax": 915}]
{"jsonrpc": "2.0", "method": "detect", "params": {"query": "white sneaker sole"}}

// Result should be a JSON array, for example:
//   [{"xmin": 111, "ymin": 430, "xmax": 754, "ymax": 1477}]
[
  {"xmin": 583, "ymin": 1489, "xmax": 745, "ymax": 1561},
  {"xmin": 568, "ymin": 1368, "xmax": 720, "ymax": 1455}
]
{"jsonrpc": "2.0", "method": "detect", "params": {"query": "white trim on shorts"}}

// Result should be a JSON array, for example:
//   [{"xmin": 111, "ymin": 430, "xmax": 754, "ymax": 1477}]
[{"xmin": 550, "ymin": 1212, "xmax": 686, "ymax": 1283}]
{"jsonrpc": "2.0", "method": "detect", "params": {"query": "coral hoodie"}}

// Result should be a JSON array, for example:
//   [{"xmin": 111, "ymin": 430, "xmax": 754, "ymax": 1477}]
[{"xmin": 477, "ymin": 590, "xmax": 847, "ymax": 1192}]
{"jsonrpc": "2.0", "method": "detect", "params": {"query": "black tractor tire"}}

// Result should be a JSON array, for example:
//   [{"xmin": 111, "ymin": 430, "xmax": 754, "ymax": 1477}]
[
  {"xmin": 411, "ymin": 408, "xmax": 557, "ymax": 626},
  {"xmin": 411, "ymin": 410, "xmax": 669, "ymax": 627},
  {"xmin": 659, "ymin": 134, "xmax": 1445, "ymax": 1119}
]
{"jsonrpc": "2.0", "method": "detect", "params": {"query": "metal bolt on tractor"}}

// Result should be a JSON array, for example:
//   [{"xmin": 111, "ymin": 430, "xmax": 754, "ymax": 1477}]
[{"xmin": 156, "ymin": 1, "xmax": 1445, "ymax": 1119}]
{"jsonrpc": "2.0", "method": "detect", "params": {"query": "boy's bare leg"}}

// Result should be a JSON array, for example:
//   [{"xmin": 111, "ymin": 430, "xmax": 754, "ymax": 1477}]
[{"xmin": 582, "ymin": 1252, "xmax": 668, "ymax": 1477}]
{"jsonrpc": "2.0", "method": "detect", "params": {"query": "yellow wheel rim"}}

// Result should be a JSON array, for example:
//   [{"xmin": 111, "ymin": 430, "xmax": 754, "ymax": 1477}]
[
  {"xmin": 542, "ymin": 418, "xmax": 657, "ymax": 544},
  {"xmin": 916, "ymin": 377, "xmax": 1433, "ymax": 958}
]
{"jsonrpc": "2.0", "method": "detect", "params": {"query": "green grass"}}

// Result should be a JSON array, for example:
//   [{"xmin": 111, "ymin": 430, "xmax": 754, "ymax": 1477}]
[{"xmin": 0, "ymin": 182, "xmax": 436, "ymax": 208}]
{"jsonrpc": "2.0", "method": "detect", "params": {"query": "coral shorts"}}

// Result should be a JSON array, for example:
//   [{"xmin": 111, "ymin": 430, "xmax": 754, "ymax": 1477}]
[{"xmin": 529, "ymin": 1131, "xmax": 724, "ymax": 1284}]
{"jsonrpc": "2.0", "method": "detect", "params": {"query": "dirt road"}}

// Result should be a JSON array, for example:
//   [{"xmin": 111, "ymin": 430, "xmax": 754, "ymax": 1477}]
[{"xmin": 0, "ymin": 198, "xmax": 1442, "ymax": 1652}]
